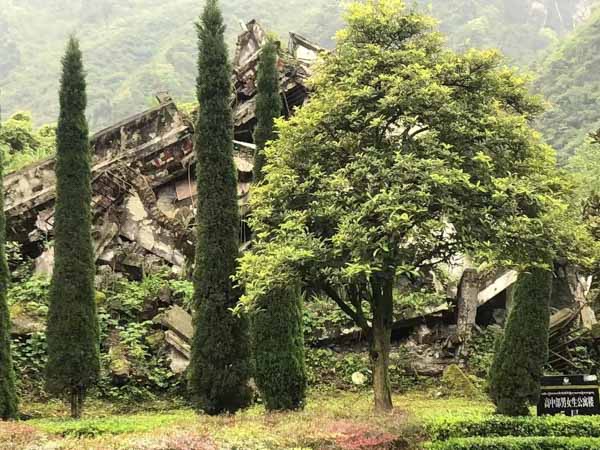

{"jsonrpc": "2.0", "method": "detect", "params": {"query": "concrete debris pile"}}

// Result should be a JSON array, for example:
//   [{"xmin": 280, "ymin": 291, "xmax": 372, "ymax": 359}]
[
  {"xmin": 5, "ymin": 20, "xmax": 318, "ymax": 273},
  {"xmin": 5, "ymin": 20, "xmax": 317, "ymax": 371},
  {"xmin": 314, "ymin": 264, "xmax": 598, "ymax": 376},
  {"xmin": 6, "ymin": 20, "xmax": 598, "ymax": 379}
]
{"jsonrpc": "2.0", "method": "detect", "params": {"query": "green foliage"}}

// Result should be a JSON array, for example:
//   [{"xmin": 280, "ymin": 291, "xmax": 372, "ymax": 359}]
[
  {"xmin": 427, "ymin": 414, "xmax": 600, "ymax": 441},
  {"xmin": 10, "ymin": 271, "xmax": 191, "ymax": 402},
  {"xmin": 253, "ymin": 37, "xmax": 283, "ymax": 181},
  {"xmin": 6, "ymin": 241, "xmax": 35, "ymax": 281},
  {"xmin": 1, "ymin": 1, "xmax": 343, "ymax": 131},
  {"xmin": 7, "ymin": 0, "xmax": 588, "ymax": 134},
  {"xmin": 45, "ymin": 37, "xmax": 100, "ymax": 411},
  {"xmin": 0, "ymin": 127, "xmax": 18, "ymax": 418},
  {"xmin": 466, "ymin": 327, "xmax": 504, "ymax": 379},
  {"xmin": 251, "ymin": 35, "xmax": 306, "ymax": 412},
  {"xmin": 96, "ymin": 271, "xmax": 191, "ymax": 401},
  {"xmin": 96, "ymin": 321, "xmax": 177, "ymax": 402},
  {"xmin": 102, "ymin": 269, "xmax": 192, "ymax": 319},
  {"xmin": 536, "ymin": 8, "xmax": 600, "ymax": 160},
  {"xmin": 238, "ymin": 0, "xmax": 585, "ymax": 409},
  {"xmin": 417, "ymin": 0, "xmax": 582, "ymax": 68},
  {"xmin": 32, "ymin": 410, "xmax": 194, "ymax": 437},
  {"xmin": 253, "ymin": 285, "xmax": 307, "ymax": 410},
  {"xmin": 188, "ymin": 0, "xmax": 251, "ymax": 415},
  {"xmin": 303, "ymin": 296, "xmax": 356, "ymax": 344},
  {"xmin": 12, "ymin": 332, "xmax": 47, "ymax": 399},
  {"xmin": 424, "ymin": 403, "xmax": 600, "ymax": 449},
  {"xmin": 306, "ymin": 345, "xmax": 422, "ymax": 392},
  {"xmin": 427, "ymin": 437, "xmax": 600, "ymax": 450},
  {"xmin": 0, "ymin": 112, "xmax": 56, "ymax": 173},
  {"xmin": 489, "ymin": 268, "xmax": 552, "ymax": 416}
]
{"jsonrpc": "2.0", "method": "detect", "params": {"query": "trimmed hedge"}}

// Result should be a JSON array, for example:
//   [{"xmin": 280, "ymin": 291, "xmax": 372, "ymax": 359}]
[
  {"xmin": 426, "ymin": 437, "xmax": 600, "ymax": 449},
  {"xmin": 427, "ymin": 415, "xmax": 600, "ymax": 440}
]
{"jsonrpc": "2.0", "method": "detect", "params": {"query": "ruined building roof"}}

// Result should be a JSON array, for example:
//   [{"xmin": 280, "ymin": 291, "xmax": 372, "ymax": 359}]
[{"xmin": 4, "ymin": 21, "xmax": 317, "ymax": 273}]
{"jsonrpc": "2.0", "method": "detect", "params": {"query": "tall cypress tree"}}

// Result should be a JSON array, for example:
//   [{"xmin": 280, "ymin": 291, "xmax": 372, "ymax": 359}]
[
  {"xmin": 45, "ymin": 37, "xmax": 99, "ymax": 419},
  {"xmin": 253, "ymin": 286, "xmax": 307, "ymax": 411},
  {"xmin": 0, "ymin": 119, "xmax": 18, "ymax": 420},
  {"xmin": 253, "ymin": 37, "xmax": 282, "ymax": 182},
  {"xmin": 188, "ymin": 0, "xmax": 252, "ymax": 415},
  {"xmin": 489, "ymin": 268, "xmax": 552, "ymax": 416},
  {"xmin": 251, "ymin": 39, "xmax": 307, "ymax": 410}
]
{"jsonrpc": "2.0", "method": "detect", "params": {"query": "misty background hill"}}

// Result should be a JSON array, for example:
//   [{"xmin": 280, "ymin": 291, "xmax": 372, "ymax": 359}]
[{"xmin": 1, "ymin": 0, "xmax": 598, "ymax": 157}]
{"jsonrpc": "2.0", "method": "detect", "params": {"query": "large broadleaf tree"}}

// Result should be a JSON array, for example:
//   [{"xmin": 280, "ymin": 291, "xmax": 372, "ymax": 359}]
[{"xmin": 237, "ymin": 0, "xmax": 591, "ymax": 411}]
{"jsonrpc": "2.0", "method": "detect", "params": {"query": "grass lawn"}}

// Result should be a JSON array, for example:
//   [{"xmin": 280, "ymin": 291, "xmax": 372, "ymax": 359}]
[{"xmin": 0, "ymin": 391, "xmax": 494, "ymax": 449}]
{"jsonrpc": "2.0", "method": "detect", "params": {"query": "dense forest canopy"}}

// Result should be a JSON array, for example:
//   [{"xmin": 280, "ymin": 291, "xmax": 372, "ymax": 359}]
[
  {"xmin": 1, "ymin": 0, "xmax": 597, "ymax": 136},
  {"xmin": 536, "ymin": 7, "xmax": 600, "ymax": 159},
  {"xmin": 0, "ymin": 0, "xmax": 343, "ymax": 130}
]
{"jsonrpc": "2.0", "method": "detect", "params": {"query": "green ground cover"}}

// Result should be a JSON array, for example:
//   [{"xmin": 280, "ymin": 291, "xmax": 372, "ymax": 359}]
[{"xmin": 4, "ymin": 390, "xmax": 600, "ymax": 449}]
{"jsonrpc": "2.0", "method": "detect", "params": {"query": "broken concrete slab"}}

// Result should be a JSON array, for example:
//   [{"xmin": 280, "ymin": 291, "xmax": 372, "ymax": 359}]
[
  {"xmin": 34, "ymin": 247, "xmax": 54, "ymax": 277},
  {"xmin": 10, "ymin": 311, "xmax": 45, "ymax": 335},
  {"xmin": 168, "ymin": 347, "xmax": 189, "ymax": 374},
  {"xmin": 155, "ymin": 305, "xmax": 193, "ymax": 342},
  {"xmin": 165, "ymin": 330, "xmax": 191, "ymax": 359}
]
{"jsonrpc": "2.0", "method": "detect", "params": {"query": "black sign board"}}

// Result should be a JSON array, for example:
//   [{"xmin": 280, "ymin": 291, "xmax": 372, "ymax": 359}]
[{"xmin": 537, "ymin": 375, "xmax": 600, "ymax": 416}]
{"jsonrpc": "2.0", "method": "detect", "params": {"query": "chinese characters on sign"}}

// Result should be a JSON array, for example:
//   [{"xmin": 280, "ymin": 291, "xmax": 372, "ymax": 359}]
[
  {"xmin": 537, "ymin": 375, "xmax": 600, "ymax": 416},
  {"xmin": 543, "ymin": 394, "xmax": 595, "ymax": 409}
]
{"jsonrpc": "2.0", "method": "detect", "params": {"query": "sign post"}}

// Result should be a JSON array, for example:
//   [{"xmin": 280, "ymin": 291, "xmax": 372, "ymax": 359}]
[{"xmin": 537, "ymin": 375, "xmax": 600, "ymax": 416}]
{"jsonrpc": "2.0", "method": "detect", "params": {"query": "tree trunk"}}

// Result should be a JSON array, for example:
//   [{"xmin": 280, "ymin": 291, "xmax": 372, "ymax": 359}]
[
  {"xmin": 456, "ymin": 269, "xmax": 480, "ymax": 356},
  {"xmin": 370, "ymin": 276, "xmax": 393, "ymax": 412},
  {"xmin": 70, "ymin": 387, "xmax": 84, "ymax": 419}
]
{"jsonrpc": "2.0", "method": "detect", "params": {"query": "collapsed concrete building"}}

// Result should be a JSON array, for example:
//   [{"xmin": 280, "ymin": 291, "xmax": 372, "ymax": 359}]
[
  {"xmin": 6, "ymin": 21, "xmax": 598, "ymax": 377},
  {"xmin": 5, "ymin": 20, "xmax": 322, "ymax": 374},
  {"xmin": 5, "ymin": 21, "xmax": 320, "ymax": 275}
]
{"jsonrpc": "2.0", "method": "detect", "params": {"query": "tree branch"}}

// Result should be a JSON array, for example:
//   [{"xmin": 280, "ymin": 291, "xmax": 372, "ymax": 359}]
[{"xmin": 320, "ymin": 282, "xmax": 371, "ymax": 334}]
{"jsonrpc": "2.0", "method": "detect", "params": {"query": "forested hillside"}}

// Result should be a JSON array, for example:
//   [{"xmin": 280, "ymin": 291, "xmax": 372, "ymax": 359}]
[
  {"xmin": 421, "ymin": 0, "xmax": 594, "ymax": 67},
  {"xmin": 0, "ymin": 0, "xmax": 342, "ymax": 130},
  {"xmin": 536, "ymin": 7, "xmax": 600, "ymax": 159},
  {"xmin": 0, "ymin": 0, "xmax": 597, "ymax": 137}
]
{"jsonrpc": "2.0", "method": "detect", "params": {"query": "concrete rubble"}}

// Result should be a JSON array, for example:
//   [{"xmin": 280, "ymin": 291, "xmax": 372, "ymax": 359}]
[
  {"xmin": 5, "ymin": 20, "xmax": 318, "ymax": 370},
  {"xmin": 6, "ymin": 20, "xmax": 597, "ymax": 376}
]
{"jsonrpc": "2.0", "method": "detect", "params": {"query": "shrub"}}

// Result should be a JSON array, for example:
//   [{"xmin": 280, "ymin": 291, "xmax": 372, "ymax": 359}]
[
  {"xmin": 488, "ymin": 268, "xmax": 552, "ymax": 416},
  {"xmin": 253, "ymin": 285, "xmax": 307, "ymax": 411},
  {"xmin": 305, "ymin": 345, "xmax": 420, "ymax": 392},
  {"xmin": 466, "ymin": 326, "xmax": 503, "ymax": 379},
  {"xmin": 426, "ymin": 436, "xmax": 600, "ymax": 450},
  {"xmin": 426, "ymin": 415, "xmax": 600, "ymax": 441},
  {"xmin": 10, "ymin": 271, "xmax": 191, "ymax": 402}
]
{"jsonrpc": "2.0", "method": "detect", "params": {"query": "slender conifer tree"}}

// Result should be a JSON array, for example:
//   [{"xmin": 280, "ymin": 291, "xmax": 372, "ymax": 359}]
[
  {"xmin": 253, "ymin": 37, "xmax": 282, "ymax": 182},
  {"xmin": 188, "ymin": 0, "xmax": 252, "ymax": 414},
  {"xmin": 45, "ymin": 37, "xmax": 99, "ymax": 419},
  {"xmin": 0, "ymin": 117, "xmax": 18, "ymax": 420},
  {"xmin": 489, "ymin": 268, "xmax": 552, "ymax": 416},
  {"xmin": 251, "ymin": 39, "xmax": 307, "ymax": 410},
  {"xmin": 253, "ymin": 286, "xmax": 307, "ymax": 411}
]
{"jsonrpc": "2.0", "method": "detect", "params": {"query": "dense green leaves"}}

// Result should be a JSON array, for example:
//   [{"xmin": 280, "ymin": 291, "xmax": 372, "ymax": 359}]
[
  {"xmin": 0, "ymin": 121, "xmax": 18, "ymax": 419},
  {"xmin": 239, "ymin": 0, "xmax": 581, "ymax": 303},
  {"xmin": 0, "ymin": 0, "xmax": 343, "ymax": 131},
  {"xmin": 238, "ymin": 0, "xmax": 585, "ymax": 410},
  {"xmin": 251, "ymin": 37, "xmax": 306, "ymax": 411},
  {"xmin": 0, "ymin": 113, "xmax": 56, "ymax": 173},
  {"xmin": 45, "ymin": 37, "xmax": 100, "ymax": 418},
  {"xmin": 427, "ymin": 436, "xmax": 600, "ymax": 450},
  {"xmin": 417, "ymin": 0, "xmax": 585, "ymax": 67},
  {"xmin": 253, "ymin": 38, "xmax": 282, "ymax": 182},
  {"xmin": 188, "ymin": 0, "xmax": 252, "ymax": 415},
  {"xmin": 253, "ymin": 285, "xmax": 306, "ymax": 411},
  {"xmin": 536, "ymin": 8, "xmax": 600, "ymax": 160},
  {"xmin": 489, "ymin": 269, "xmax": 552, "ymax": 416}
]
